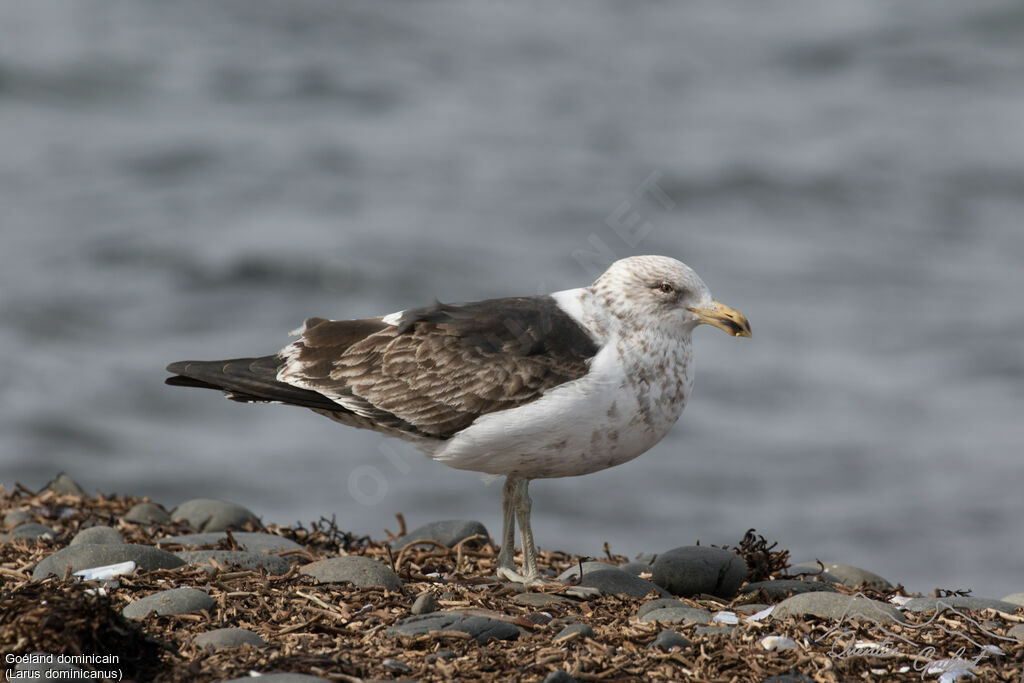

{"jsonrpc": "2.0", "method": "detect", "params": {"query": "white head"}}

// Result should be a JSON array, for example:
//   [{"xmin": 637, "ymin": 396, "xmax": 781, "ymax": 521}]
[{"xmin": 592, "ymin": 255, "xmax": 752, "ymax": 338}]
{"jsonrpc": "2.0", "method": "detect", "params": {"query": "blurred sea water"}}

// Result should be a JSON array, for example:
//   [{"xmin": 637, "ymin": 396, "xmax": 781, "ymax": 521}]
[{"xmin": 2, "ymin": 0, "xmax": 1023, "ymax": 596}]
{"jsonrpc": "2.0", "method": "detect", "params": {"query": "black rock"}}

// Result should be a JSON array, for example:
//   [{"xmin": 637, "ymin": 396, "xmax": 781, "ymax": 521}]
[
  {"xmin": 543, "ymin": 670, "xmax": 577, "ymax": 683},
  {"xmin": 553, "ymin": 623, "xmax": 595, "ymax": 642},
  {"xmin": 650, "ymin": 546, "xmax": 748, "ymax": 598},
  {"xmin": 562, "ymin": 565, "xmax": 667, "ymax": 598}
]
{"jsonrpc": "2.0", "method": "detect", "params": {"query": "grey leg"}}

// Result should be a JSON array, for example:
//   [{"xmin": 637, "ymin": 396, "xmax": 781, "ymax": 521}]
[
  {"xmin": 495, "ymin": 476, "xmax": 517, "ymax": 574},
  {"xmin": 513, "ymin": 478, "xmax": 541, "ymax": 582}
]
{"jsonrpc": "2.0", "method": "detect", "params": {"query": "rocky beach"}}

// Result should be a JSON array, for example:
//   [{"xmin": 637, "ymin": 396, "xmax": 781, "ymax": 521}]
[{"xmin": 2, "ymin": 474, "xmax": 1023, "ymax": 682}]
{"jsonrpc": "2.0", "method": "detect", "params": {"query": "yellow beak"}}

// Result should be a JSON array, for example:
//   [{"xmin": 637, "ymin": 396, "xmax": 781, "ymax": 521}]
[{"xmin": 687, "ymin": 301, "xmax": 752, "ymax": 338}]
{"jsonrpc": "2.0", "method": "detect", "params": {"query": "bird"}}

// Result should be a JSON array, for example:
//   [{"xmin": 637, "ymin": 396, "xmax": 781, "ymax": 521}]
[{"xmin": 165, "ymin": 255, "xmax": 751, "ymax": 585}]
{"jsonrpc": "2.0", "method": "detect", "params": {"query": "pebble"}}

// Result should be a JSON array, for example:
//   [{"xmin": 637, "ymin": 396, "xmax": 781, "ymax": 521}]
[
  {"xmin": 542, "ymin": 671, "xmax": 577, "ymax": 683},
  {"xmin": 46, "ymin": 473, "xmax": 85, "ymax": 496},
  {"xmin": 70, "ymin": 526, "xmax": 124, "ymax": 546},
  {"xmin": 513, "ymin": 592, "xmax": 568, "ymax": 608},
  {"xmin": 382, "ymin": 658, "xmax": 412, "ymax": 672},
  {"xmin": 772, "ymin": 592, "xmax": 905, "ymax": 624},
  {"xmin": 393, "ymin": 519, "xmax": 489, "ymax": 548},
  {"xmin": 1009, "ymin": 624, "xmax": 1024, "ymax": 642},
  {"xmin": 650, "ymin": 545, "xmax": 748, "ymax": 598},
  {"xmin": 122, "ymin": 502, "xmax": 171, "ymax": 525},
  {"xmin": 13, "ymin": 652, "xmax": 88, "ymax": 681},
  {"xmin": 425, "ymin": 650, "xmax": 457, "ymax": 663},
  {"xmin": 193, "ymin": 627, "xmax": 266, "ymax": 650},
  {"xmin": 637, "ymin": 598, "xmax": 688, "ymax": 619},
  {"xmin": 762, "ymin": 674, "xmax": 814, "ymax": 682},
  {"xmin": 553, "ymin": 623, "xmax": 595, "ymax": 642},
  {"xmin": 740, "ymin": 579, "xmax": 837, "ymax": 600},
  {"xmin": 175, "ymin": 549, "xmax": 291, "ymax": 574},
  {"xmin": 639, "ymin": 606, "xmax": 712, "ymax": 625},
  {"xmin": 735, "ymin": 603, "xmax": 772, "ymax": 615},
  {"xmin": 160, "ymin": 531, "xmax": 302, "ymax": 553},
  {"xmin": 618, "ymin": 560, "xmax": 653, "ymax": 576},
  {"xmin": 411, "ymin": 592, "xmax": 438, "ymax": 615},
  {"xmin": 788, "ymin": 562, "xmax": 894, "ymax": 591},
  {"xmin": 565, "ymin": 566, "xmax": 667, "ymax": 599},
  {"xmin": 557, "ymin": 561, "xmax": 621, "ymax": 583},
  {"xmin": 1001, "ymin": 592, "xmax": 1024, "ymax": 606},
  {"xmin": 32, "ymin": 543, "xmax": 184, "ymax": 580},
  {"xmin": 222, "ymin": 675, "xmax": 329, "ymax": 682},
  {"xmin": 646, "ymin": 629, "xmax": 690, "ymax": 651},
  {"xmin": 900, "ymin": 596, "xmax": 1020, "ymax": 615},
  {"xmin": 387, "ymin": 610, "xmax": 519, "ymax": 644},
  {"xmin": 300, "ymin": 556, "xmax": 403, "ymax": 590},
  {"xmin": 122, "ymin": 586, "xmax": 215, "ymax": 619},
  {"xmin": 171, "ymin": 498, "xmax": 259, "ymax": 532},
  {"xmin": 3, "ymin": 509, "xmax": 33, "ymax": 527},
  {"xmin": 0, "ymin": 522, "xmax": 56, "ymax": 542}
]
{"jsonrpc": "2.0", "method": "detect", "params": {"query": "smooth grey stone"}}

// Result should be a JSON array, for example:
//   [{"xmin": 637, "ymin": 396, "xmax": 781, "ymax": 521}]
[
  {"xmin": 638, "ymin": 598, "xmax": 687, "ymax": 619},
  {"xmin": 1, "ymin": 522, "xmax": 55, "ymax": 542},
  {"xmin": 557, "ymin": 561, "xmax": 621, "ymax": 583},
  {"xmin": 300, "ymin": 556, "xmax": 402, "ymax": 590},
  {"xmin": 32, "ymin": 544, "xmax": 184, "ymax": 579},
  {"xmin": 171, "ymin": 498, "xmax": 258, "ymax": 532},
  {"xmin": 425, "ymin": 650, "xmax": 457, "ymax": 663},
  {"xmin": 1009, "ymin": 624, "xmax": 1024, "ymax": 642},
  {"xmin": 543, "ymin": 671, "xmax": 577, "ymax": 683},
  {"xmin": 387, "ymin": 610, "xmax": 519, "ymax": 644},
  {"xmin": 740, "ymin": 579, "xmax": 837, "ymax": 599},
  {"xmin": 553, "ymin": 623, "xmax": 595, "ymax": 642},
  {"xmin": 999, "ymin": 592, "xmax": 1024, "ymax": 606},
  {"xmin": 619, "ymin": 561, "xmax": 654, "ymax": 577},
  {"xmin": 763, "ymin": 676, "xmax": 814, "ymax": 683},
  {"xmin": 411, "ymin": 592, "xmax": 438, "ymax": 615},
  {"xmin": 160, "ymin": 531, "xmax": 301, "ymax": 553},
  {"xmin": 193, "ymin": 627, "xmax": 266, "ymax": 650},
  {"xmin": 567, "ymin": 567, "xmax": 668, "ymax": 599},
  {"xmin": 222, "ymin": 675, "xmax": 329, "ymax": 682},
  {"xmin": 393, "ymin": 519, "xmax": 489, "ymax": 548},
  {"xmin": 772, "ymin": 592, "xmax": 905, "ymax": 624},
  {"xmin": 175, "ymin": 550, "xmax": 290, "ymax": 575},
  {"xmin": 639, "ymin": 606, "xmax": 712, "ymax": 625},
  {"xmin": 901, "ymin": 596, "xmax": 1020, "ymax": 615},
  {"xmin": 122, "ymin": 586, "xmax": 214, "ymax": 619},
  {"xmin": 694, "ymin": 625, "xmax": 734, "ymax": 636},
  {"xmin": 3, "ymin": 509, "xmax": 33, "ymax": 527},
  {"xmin": 650, "ymin": 546, "xmax": 748, "ymax": 598},
  {"xmin": 382, "ymin": 658, "xmax": 411, "ymax": 672},
  {"xmin": 647, "ymin": 629, "xmax": 690, "ymax": 651},
  {"xmin": 123, "ymin": 502, "xmax": 171, "ymax": 525},
  {"xmin": 70, "ymin": 526, "xmax": 124, "ymax": 546},
  {"xmin": 46, "ymin": 473, "xmax": 85, "ymax": 495},
  {"xmin": 14, "ymin": 652, "xmax": 87, "ymax": 681},
  {"xmin": 788, "ymin": 562, "xmax": 894, "ymax": 591}
]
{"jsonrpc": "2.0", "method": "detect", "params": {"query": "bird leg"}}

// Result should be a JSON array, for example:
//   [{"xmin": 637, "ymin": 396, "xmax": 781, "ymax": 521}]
[
  {"xmin": 494, "ymin": 475, "xmax": 548, "ymax": 587},
  {"xmin": 495, "ymin": 476, "xmax": 518, "ymax": 577}
]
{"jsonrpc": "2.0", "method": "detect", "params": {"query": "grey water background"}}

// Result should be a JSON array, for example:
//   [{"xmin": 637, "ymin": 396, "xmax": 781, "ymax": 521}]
[{"xmin": 2, "ymin": 0, "xmax": 1023, "ymax": 597}]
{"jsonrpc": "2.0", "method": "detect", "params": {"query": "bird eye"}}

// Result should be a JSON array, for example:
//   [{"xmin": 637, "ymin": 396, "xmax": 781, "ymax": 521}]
[{"xmin": 658, "ymin": 282, "xmax": 674, "ymax": 294}]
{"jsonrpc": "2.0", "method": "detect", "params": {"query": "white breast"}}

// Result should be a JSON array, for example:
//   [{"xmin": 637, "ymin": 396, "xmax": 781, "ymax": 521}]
[{"xmin": 430, "ymin": 289, "xmax": 695, "ymax": 479}]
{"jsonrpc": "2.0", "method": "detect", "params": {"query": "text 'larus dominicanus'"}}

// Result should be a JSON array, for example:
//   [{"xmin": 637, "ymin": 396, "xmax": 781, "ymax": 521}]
[{"xmin": 166, "ymin": 255, "xmax": 751, "ymax": 585}]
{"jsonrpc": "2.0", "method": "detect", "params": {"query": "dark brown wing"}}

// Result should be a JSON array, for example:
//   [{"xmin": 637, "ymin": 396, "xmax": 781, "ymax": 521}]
[{"xmin": 277, "ymin": 296, "xmax": 600, "ymax": 438}]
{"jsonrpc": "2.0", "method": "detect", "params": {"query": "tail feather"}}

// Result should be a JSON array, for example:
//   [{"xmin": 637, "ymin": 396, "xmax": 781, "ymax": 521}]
[{"xmin": 165, "ymin": 356, "xmax": 345, "ymax": 412}]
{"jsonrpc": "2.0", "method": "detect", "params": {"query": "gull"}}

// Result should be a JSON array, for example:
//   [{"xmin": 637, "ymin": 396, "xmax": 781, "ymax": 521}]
[{"xmin": 166, "ymin": 255, "xmax": 751, "ymax": 585}]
